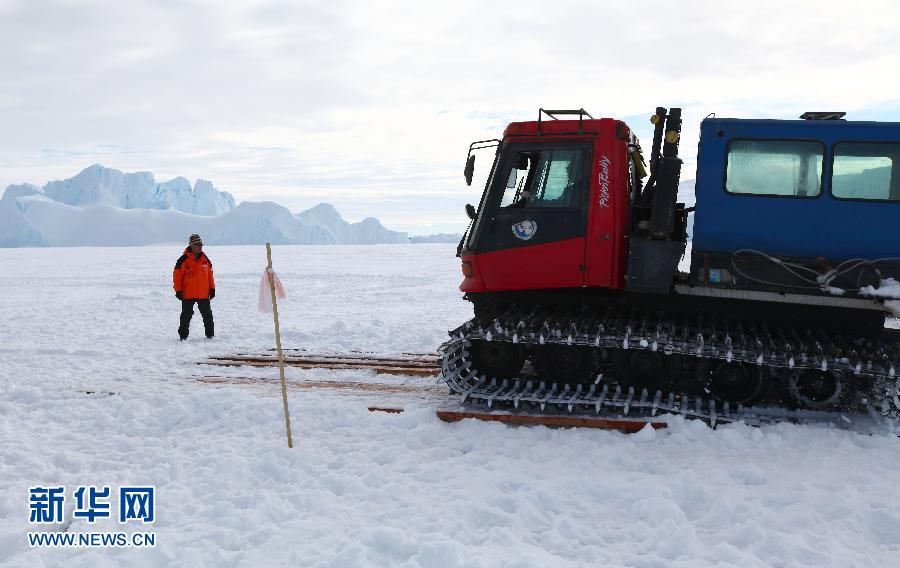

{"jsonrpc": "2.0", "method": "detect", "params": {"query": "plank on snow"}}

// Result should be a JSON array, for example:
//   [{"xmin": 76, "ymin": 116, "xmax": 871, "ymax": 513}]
[
  {"xmin": 203, "ymin": 357, "xmax": 438, "ymax": 377},
  {"xmin": 434, "ymin": 410, "xmax": 667, "ymax": 432}
]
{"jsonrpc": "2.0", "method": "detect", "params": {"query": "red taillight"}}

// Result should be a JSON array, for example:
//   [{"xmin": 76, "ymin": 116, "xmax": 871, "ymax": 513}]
[{"xmin": 461, "ymin": 261, "xmax": 474, "ymax": 277}]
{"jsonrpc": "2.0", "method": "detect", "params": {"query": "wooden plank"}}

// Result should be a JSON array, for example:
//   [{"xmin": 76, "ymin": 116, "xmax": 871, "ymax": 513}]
[
  {"xmin": 211, "ymin": 355, "xmax": 439, "ymax": 368},
  {"xmin": 196, "ymin": 375, "xmax": 443, "ymax": 395},
  {"xmin": 235, "ymin": 347, "xmax": 437, "ymax": 359},
  {"xmin": 435, "ymin": 410, "xmax": 667, "ymax": 432},
  {"xmin": 367, "ymin": 406, "xmax": 405, "ymax": 413},
  {"xmin": 202, "ymin": 358, "xmax": 439, "ymax": 377}
]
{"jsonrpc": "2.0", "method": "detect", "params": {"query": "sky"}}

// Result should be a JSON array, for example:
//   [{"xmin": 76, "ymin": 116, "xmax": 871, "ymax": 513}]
[{"xmin": 1, "ymin": 0, "xmax": 900, "ymax": 235}]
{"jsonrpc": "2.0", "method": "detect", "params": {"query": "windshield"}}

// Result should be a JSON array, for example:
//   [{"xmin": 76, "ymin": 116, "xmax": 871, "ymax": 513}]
[
  {"xmin": 466, "ymin": 142, "xmax": 591, "ymax": 251},
  {"xmin": 497, "ymin": 148, "xmax": 587, "ymax": 209}
]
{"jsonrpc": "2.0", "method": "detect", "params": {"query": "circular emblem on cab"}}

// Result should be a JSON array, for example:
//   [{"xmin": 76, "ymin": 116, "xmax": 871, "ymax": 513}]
[{"xmin": 512, "ymin": 220, "xmax": 538, "ymax": 241}]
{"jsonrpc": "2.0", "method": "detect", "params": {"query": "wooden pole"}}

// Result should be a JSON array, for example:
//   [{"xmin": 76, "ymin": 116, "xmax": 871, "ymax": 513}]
[{"xmin": 266, "ymin": 242, "xmax": 294, "ymax": 448}]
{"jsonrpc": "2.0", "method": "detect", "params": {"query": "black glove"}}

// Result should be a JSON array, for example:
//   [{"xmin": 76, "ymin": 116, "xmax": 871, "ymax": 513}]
[
  {"xmin": 175, "ymin": 291, "xmax": 183, "ymax": 300},
  {"xmin": 209, "ymin": 288, "xmax": 216, "ymax": 299}
]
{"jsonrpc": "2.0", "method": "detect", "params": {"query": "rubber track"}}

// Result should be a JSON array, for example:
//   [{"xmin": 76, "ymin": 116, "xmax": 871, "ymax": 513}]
[{"xmin": 439, "ymin": 307, "xmax": 900, "ymax": 428}]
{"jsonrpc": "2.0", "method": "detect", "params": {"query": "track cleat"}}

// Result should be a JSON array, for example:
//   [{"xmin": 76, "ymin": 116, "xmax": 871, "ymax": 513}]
[
  {"xmin": 652, "ymin": 390, "xmax": 662, "ymax": 416},
  {"xmin": 567, "ymin": 384, "xmax": 582, "ymax": 412},
  {"xmin": 539, "ymin": 383, "xmax": 558, "ymax": 411},
  {"xmin": 624, "ymin": 386, "xmax": 635, "ymax": 415}
]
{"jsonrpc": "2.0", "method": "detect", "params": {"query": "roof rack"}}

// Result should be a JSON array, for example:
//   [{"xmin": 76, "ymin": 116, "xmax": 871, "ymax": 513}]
[
  {"xmin": 799, "ymin": 111, "xmax": 846, "ymax": 120},
  {"xmin": 538, "ymin": 108, "xmax": 594, "ymax": 135}
]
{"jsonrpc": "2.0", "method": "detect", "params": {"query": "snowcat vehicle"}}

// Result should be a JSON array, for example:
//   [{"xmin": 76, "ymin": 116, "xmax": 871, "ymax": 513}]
[{"xmin": 440, "ymin": 107, "xmax": 900, "ymax": 425}]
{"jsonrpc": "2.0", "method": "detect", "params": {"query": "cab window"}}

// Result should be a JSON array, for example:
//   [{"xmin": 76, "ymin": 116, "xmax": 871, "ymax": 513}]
[{"xmin": 499, "ymin": 148, "xmax": 587, "ymax": 209}]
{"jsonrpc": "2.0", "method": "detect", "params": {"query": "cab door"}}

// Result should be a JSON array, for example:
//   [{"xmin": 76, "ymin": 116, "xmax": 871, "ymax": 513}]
[{"xmin": 469, "ymin": 142, "xmax": 592, "ymax": 291}]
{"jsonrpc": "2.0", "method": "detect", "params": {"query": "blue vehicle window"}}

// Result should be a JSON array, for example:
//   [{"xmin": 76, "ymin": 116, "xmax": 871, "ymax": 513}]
[
  {"xmin": 726, "ymin": 140, "xmax": 823, "ymax": 197},
  {"xmin": 832, "ymin": 143, "xmax": 900, "ymax": 201}
]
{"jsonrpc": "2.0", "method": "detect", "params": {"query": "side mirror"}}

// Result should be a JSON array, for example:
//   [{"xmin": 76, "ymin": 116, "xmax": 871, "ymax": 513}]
[
  {"xmin": 464, "ymin": 155, "xmax": 475, "ymax": 186},
  {"xmin": 465, "ymin": 204, "xmax": 477, "ymax": 220}
]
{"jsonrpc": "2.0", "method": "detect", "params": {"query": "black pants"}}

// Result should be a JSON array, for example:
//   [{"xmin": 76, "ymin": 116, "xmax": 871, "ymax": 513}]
[{"xmin": 179, "ymin": 299, "xmax": 214, "ymax": 339}]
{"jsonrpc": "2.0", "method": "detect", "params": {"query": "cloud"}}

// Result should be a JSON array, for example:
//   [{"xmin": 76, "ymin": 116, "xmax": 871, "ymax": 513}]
[{"xmin": 1, "ymin": 0, "xmax": 899, "ymax": 234}]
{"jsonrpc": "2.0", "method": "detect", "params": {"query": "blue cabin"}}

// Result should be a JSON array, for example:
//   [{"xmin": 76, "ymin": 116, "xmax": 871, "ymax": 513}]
[{"xmin": 692, "ymin": 117, "xmax": 900, "ymax": 263}]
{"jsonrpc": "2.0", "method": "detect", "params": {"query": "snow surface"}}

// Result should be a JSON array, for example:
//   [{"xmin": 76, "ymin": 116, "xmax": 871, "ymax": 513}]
[
  {"xmin": 860, "ymin": 278, "xmax": 900, "ymax": 316},
  {"xmin": 861, "ymin": 277, "xmax": 900, "ymax": 299},
  {"xmin": 1, "ymin": 244, "xmax": 899, "ymax": 567}
]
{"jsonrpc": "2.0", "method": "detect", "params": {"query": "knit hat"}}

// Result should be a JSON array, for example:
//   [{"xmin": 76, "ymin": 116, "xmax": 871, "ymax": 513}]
[{"xmin": 189, "ymin": 234, "xmax": 203, "ymax": 246}]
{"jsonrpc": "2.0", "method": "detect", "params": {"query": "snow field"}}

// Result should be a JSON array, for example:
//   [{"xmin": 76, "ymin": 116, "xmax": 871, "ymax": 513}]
[{"xmin": 0, "ymin": 244, "xmax": 899, "ymax": 567}]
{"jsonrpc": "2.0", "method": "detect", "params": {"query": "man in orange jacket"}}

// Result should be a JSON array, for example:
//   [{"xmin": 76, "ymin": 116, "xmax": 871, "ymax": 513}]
[{"xmin": 173, "ymin": 233, "xmax": 215, "ymax": 340}]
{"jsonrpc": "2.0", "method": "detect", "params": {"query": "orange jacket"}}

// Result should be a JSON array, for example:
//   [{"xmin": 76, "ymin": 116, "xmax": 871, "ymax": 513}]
[{"xmin": 173, "ymin": 249, "xmax": 215, "ymax": 300}]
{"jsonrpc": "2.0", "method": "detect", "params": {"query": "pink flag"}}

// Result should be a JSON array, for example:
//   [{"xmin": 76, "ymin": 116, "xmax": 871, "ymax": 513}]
[{"xmin": 259, "ymin": 267, "xmax": 287, "ymax": 313}]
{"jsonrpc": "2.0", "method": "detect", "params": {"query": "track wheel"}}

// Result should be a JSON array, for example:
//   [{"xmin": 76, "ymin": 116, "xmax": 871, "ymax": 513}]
[
  {"xmin": 706, "ymin": 362, "xmax": 765, "ymax": 405},
  {"xmin": 613, "ymin": 350, "xmax": 680, "ymax": 390},
  {"xmin": 472, "ymin": 301, "xmax": 505, "ymax": 325},
  {"xmin": 534, "ymin": 345, "xmax": 597, "ymax": 384},
  {"xmin": 469, "ymin": 340, "xmax": 525, "ymax": 380},
  {"xmin": 883, "ymin": 379, "xmax": 900, "ymax": 418},
  {"xmin": 788, "ymin": 369, "xmax": 845, "ymax": 410}
]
